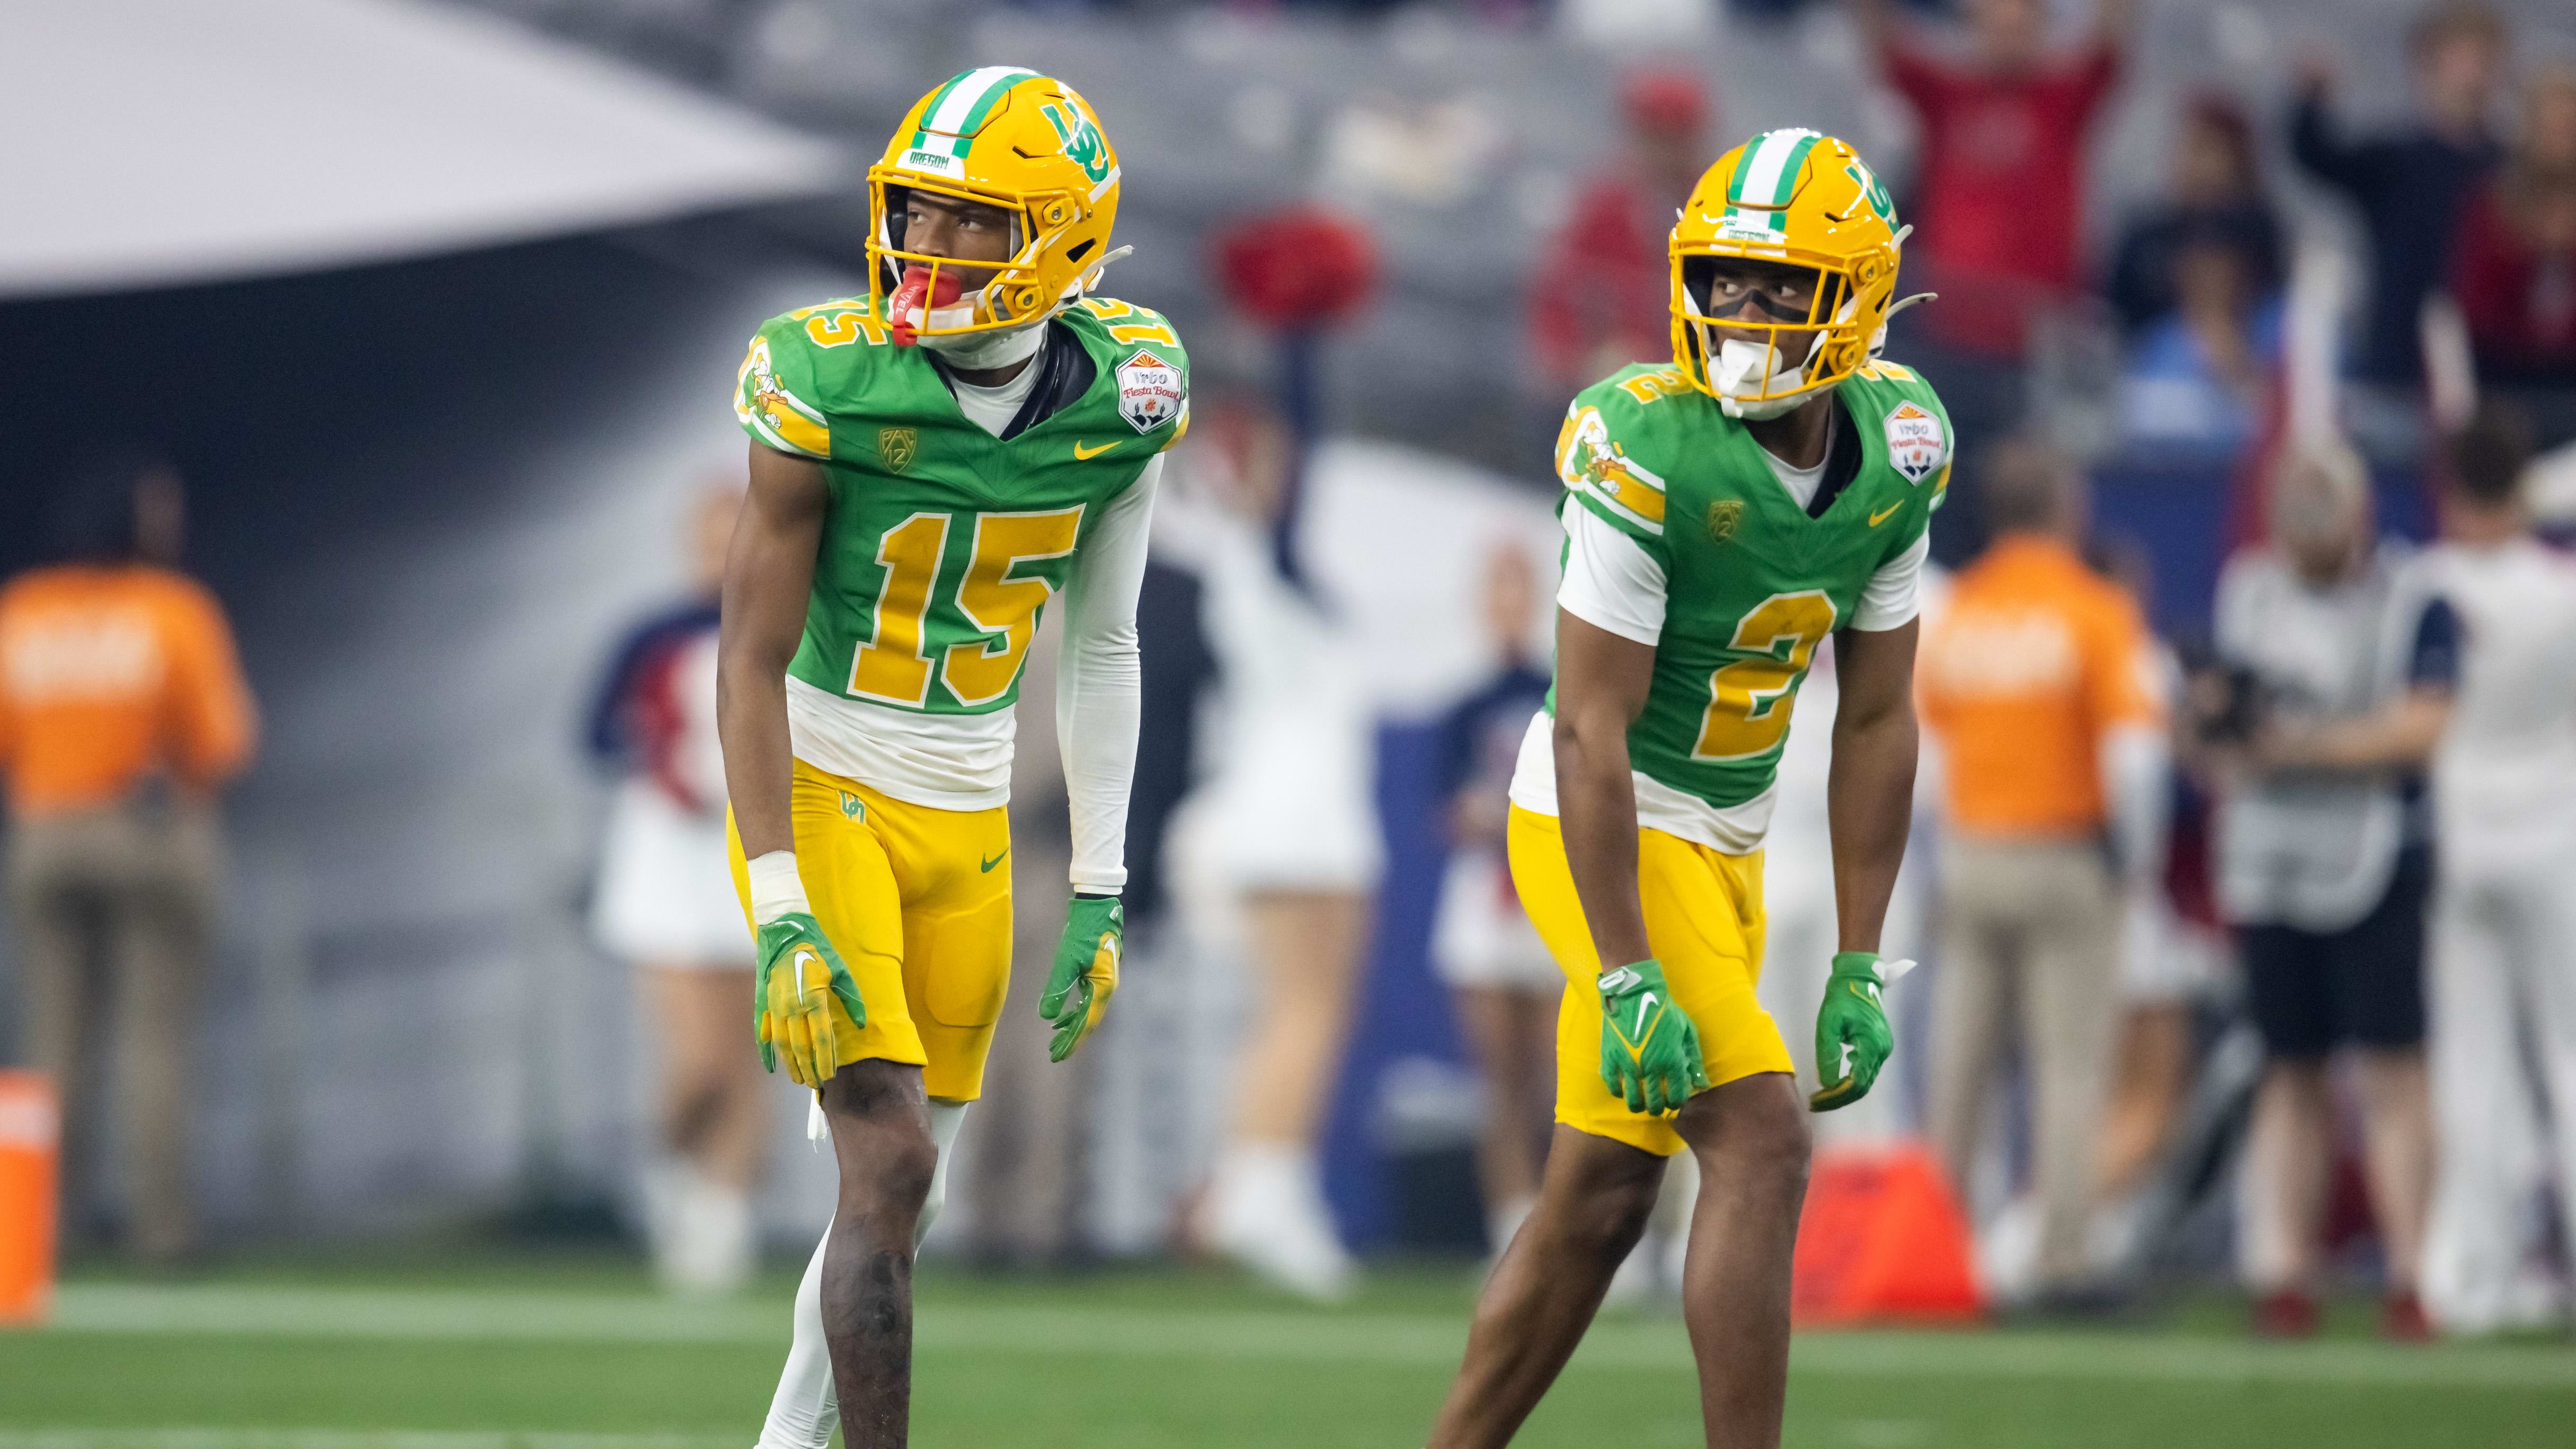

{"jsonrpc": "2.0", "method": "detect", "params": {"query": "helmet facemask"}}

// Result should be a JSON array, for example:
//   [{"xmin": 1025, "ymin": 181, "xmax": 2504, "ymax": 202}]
[
  {"xmin": 1675, "ymin": 253, "xmax": 1873, "ymax": 420},
  {"xmin": 868, "ymin": 176, "xmax": 1102, "ymax": 346}
]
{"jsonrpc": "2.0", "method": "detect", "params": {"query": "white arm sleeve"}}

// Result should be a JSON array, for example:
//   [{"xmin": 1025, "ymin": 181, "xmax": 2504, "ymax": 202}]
[
  {"xmin": 1558, "ymin": 505, "xmax": 1666, "ymax": 645},
  {"xmin": 1056, "ymin": 454, "xmax": 1160, "ymax": 893},
  {"xmin": 1850, "ymin": 532, "xmax": 1930, "ymax": 631}
]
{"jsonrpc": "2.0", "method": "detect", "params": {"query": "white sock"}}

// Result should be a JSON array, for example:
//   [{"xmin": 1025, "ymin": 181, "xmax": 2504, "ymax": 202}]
[
  {"xmin": 1214, "ymin": 1142, "xmax": 1316, "ymax": 1224},
  {"xmin": 754, "ymin": 1102, "xmax": 971, "ymax": 1449},
  {"xmin": 757, "ymin": 1231, "xmax": 838, "ymax": 1449},
  {"xmin": 661, "ymin": 1165, "xmax": 753, "ymax": 1296}
]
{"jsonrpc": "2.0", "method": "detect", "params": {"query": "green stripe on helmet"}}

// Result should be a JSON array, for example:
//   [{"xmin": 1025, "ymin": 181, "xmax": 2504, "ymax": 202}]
[
  {"xmin": 954, "ymin": 70, "xmax": 1041, "ymax": 153},
  {"xmin": 908, "ymin": 69, "xmax": 976, "ymax": 153},
  {"xmin": 911, "ymin": 65, "xmax": 1040, "ymax": 160}
]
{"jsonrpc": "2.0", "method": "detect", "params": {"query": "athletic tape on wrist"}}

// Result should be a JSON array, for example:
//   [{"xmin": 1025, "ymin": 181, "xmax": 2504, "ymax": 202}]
[{"xmin": 747, "ymin": 850, "xmax": 812, "ymax": 925}]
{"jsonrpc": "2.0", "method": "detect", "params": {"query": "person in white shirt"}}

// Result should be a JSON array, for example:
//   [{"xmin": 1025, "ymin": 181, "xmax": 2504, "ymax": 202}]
[{"xmin": 2419, "ymin": 401, "xmax": 2576, "ymax": 1335}]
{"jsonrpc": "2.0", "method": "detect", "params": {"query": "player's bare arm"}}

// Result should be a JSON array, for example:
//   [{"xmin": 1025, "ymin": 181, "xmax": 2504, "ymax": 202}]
[
  {"xmin": 1825, "ymin": 618, "xmax": 1918, "ymax": 955},
  {"xmin": 1808, "ymin": 617, "xmax": 1920, "ymax": 1112},
  {"xmin": 1550, "ymin": 611, "xmax": 1657, "ymax": 970},
  {"xmin": 718, "ymin": 443, "xmax": 827, "ymax": 860}
]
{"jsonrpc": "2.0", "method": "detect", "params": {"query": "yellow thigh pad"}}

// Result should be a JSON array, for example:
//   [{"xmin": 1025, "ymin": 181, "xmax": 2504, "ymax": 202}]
[
  {"xmin": 1506, "ymin": 805, "xmax": 1792, "ymax": 1156},
  {"xmin": 729, "ymin": 760, "xmax": 1013, "ymax": 1101}
]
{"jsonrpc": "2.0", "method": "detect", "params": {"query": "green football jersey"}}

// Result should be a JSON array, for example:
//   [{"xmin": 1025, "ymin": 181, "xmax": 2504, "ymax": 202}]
[
  {"xmin": 733, "ymin": 294, "xmax": 1188, "ymax": 718},
  {"xmin": 1551, "ymin": 360, "xmax": 1949, "ymax": 814}
]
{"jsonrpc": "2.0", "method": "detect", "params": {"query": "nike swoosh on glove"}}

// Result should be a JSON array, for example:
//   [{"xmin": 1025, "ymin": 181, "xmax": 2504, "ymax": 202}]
[
  {"xmin": 1808, "ymin": 952, "xmax": 1914, "ymax": 1112},
  {"xmin": 754, "ymin": 913, "xmax": 865, "ymax": 1088},
  {"xmin": 1597, "ymin": 959, "xmax": 1711, "ymax": 1116}
]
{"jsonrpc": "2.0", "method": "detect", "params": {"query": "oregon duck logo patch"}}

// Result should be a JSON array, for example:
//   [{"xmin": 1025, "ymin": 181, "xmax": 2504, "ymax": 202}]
[
  {"xmin": 877, "ymin": 426, "xmax": 917, "ymax": 474},
  {"xmin": 1707, "ymin": 499, "xmax": 1744, "ymax": 544}
]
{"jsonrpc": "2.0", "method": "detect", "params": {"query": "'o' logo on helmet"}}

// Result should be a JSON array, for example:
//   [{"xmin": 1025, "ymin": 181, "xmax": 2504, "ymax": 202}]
[
  {"xmin": 1041, "ymin": 102, "xmax": 1112, "ymax": 185},
  {"xmin": 1844, "ymin": 161, "xmax": 1896, "ymax": 225}
]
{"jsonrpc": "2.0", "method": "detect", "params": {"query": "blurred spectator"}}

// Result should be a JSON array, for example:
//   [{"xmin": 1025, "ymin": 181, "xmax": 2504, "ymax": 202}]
[
  {"xmin": 2118, "ymin": 235, "xmax": 2285, "ymax": 452},
  {"xmin": 0, "ymin": 452, "xmax": 257, "ymax": 1263},
  {"xmin": 583, "ymin": 483, "xmax": 758, "ymax": 1295},
  {"xmin": 2419, "ymin": 402, "xmax": 2576, "ymax": 1335},
  {"xmin": 1851, "ymin": 0, "xmax": 2135, "ymax": 357},
  {"xmin": 2192, "ymin": 442, "xmax": 2454, "ymax": 1340},
  {"xmin": 1916, "ymin": 438, "xmax": 2167, "ymax": 1304},
  {"xmin": 2105, "ymin": 98, "xmax": 2286, "ymax": 337},
  {"xmin": 1189, "ymin": 398, "xmax": 1381, "ymax": 1303},
  {"xmin": 2084, "ymin": 538, "xmax": 2218, "ymax": 1238},
  {"xmin": 2289, "ymin": 2, "xmax": 2508, "ymax": 386},
  {"xmin": 2448, "ymin": 66, "xmax": 2576, "ymax": 386},
  {"xmin": 1526, "ymin": 67, "xmax": 1713, "ymax": 394},
  {"xmin": 1427, "ymin": 541, "xmax": 1555, "ymax": 1264}
]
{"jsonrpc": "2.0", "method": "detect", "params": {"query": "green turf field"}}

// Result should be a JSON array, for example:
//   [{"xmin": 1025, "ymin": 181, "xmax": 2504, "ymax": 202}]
[{"xmin": 3, "ymin": 1253, "xmax": 2570, "ymax": 1448}]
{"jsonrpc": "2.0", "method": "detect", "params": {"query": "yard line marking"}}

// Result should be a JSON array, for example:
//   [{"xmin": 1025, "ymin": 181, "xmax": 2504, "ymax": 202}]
[
  {"xmin": 31, "ymin": 1286, "xmax": 2576, "ymax": 1391},
  {"xmin": 0, "ymin": 1435, "xmax": 739, "ymax": 1449}
]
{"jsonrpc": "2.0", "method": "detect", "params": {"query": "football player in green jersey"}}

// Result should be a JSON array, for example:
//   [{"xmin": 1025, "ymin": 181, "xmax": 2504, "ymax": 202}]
[
  {"xmin": 1425, "ymin": 129, "xmax": 1946, "ymax": 1449},
  {"xmin": 717, "ymin": 68, "xmax": 1184, "ymax": 1448}
]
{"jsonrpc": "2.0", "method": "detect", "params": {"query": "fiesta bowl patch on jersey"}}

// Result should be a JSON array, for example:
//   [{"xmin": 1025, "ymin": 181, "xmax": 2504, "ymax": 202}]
[
  {"xmin": 1116, "ymin": 349, "xmax": 1184, "ymax": 434},
  {"xmin": 1883, "ymin": 401, "xmax": 1947, "ymax": 484}
]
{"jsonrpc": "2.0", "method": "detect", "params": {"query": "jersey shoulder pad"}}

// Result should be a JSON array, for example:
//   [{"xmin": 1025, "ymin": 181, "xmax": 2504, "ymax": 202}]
[
  {"xmin": 1842, "ymin": 361, "xmax": 1953, "ymax": 500},
  {"xmin": 1068, "ymin": 297, "xmax": 1192, "ymax": 448},
  {"xmin": 735, "ymin": 297, "xmax": 890, "ymax": 460},
  {"xmin": 1555, "ymin": 365, "xmax": 1695, "ymax": 546}
]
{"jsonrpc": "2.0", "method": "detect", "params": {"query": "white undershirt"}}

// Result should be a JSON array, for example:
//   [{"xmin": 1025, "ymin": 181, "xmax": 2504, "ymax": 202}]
[
  {"xmin": 783, "ymin": 358, "xmax": 1154, "ymax": 891},
  {"xmin": 1509, "ymin": 440, "xmax": 1929, "ymax": 853},
  {"xmin": 1758, "ymin": 412, "xmax": 1835, "ymax": 511},
  {"xmin": 945, "ymin": 357, "xmax": 1045, "ymax": 437}
]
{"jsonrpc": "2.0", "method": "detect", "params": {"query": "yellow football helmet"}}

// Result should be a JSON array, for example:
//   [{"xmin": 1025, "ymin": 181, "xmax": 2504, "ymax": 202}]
[
  {"xmin": 867, "ymin": 67, "xmax": 1124, "ymax": 341},
  {"xmin": 1668, "ymin": 129, "xmax": 1927, "ymax": 416}
]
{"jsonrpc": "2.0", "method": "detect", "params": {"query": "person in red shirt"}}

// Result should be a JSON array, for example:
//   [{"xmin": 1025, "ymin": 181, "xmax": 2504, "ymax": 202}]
[
  {"xmin": 1526, "ymin": 67, "xmax": 1715, "ymax": 395},
  {"xmin": 2449, "ymin": 66, "xmax": 2576, "ymax": 385},
  {"xmin": 1853, "ymin": 0, "xmax": 2135, "ymax": 357}
]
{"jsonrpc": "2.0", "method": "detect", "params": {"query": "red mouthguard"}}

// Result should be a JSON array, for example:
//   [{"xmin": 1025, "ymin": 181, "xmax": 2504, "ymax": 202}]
[{"xmin": 887, "ymin": 266, "xmax": 965, "ymax": 346}]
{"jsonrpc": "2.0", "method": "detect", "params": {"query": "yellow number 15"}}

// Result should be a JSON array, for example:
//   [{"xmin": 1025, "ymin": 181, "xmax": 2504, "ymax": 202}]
[
  {"xmin": 1693, "ymin": 590, "xmax": 1837, "ymax": 761},
  {"xmin": 848, "ymin": 507, "xmax": 1084, "ymax": 708}
]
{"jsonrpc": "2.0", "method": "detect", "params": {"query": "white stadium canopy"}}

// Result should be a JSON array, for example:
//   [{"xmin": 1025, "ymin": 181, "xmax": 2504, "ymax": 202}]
[{"xmin": 0, "ymin": 0, "xmax": 847, "ymax": 298}]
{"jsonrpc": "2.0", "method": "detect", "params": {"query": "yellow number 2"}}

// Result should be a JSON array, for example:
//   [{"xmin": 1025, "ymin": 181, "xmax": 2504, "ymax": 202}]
[{"xmin": 1693, "ymin": 590, "xmax": 1838, "ymax": 761}]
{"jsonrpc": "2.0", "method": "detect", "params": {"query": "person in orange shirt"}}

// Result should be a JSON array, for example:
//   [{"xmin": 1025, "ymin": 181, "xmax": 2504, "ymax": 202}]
[
  {"xmin": 0, "ymin": 452, "xmax": 257, "ymax": 1262},
  {"xmin": 1916, "ymin": 439, "xmax": 2169, "ymax": 1304}
]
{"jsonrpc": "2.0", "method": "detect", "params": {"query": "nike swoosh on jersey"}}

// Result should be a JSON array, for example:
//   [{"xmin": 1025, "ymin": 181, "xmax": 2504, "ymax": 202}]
[
  {"xmin": 981, "ymin": 850, "xmax": 1008, "ymax": 872},
  {"xmin": 1073, "ymin": 440, "xmax": 1119, "ymax": 460},
  {"xmin": 1868, "ymin": 501, "xmax": 1904, "ymax": 527}
]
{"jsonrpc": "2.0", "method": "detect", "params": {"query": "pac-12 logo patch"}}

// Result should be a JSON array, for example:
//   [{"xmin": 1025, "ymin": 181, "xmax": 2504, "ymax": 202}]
[
  {"xmin": 1115, "ymin": 349, "xmax": 1183, "ymax": 435},
  {"xmin": 878, "ymin": 426, "xmax": 917, "ymax": 474},
  {"xmin": 1883, "ymin": 402, "xmax": 1947, "ymax": 484},
  {"xmin": 1706, "ymin": 499, "xmax": 1744, "ymax": 544}
]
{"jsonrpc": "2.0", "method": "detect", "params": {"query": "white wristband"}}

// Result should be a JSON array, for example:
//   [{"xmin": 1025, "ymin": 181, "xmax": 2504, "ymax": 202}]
[{"xmin": 746, "ymin": 850, "xmax": 812, "ymax": 925}]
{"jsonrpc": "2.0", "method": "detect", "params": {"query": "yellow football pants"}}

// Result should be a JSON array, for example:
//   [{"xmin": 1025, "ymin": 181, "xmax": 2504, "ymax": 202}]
[
  {"xmin": 728, "ymin": 759, "xmax": 1013, "ymax": 1102},
  {"xmin": 1506, "ymin": 804, "xmax": 1793, "ymax": 1156}
]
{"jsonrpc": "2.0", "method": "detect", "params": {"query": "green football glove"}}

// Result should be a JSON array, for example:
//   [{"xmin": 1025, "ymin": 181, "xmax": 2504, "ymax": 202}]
[
  {"xmin": 753, "ymin": 913, "xmax": 864, "ymax": 1088},
  {"xmin": 1808, "ymin": 952, "xmax": 1913, "ymax": 1112},
  {"xmin": 1039, "ymin": 893, "xmax": 1123, "ymax": 1064},
  {"xmin": 1597, "ymin": 959, "xmax": 1710, "ymax": 1116}
]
